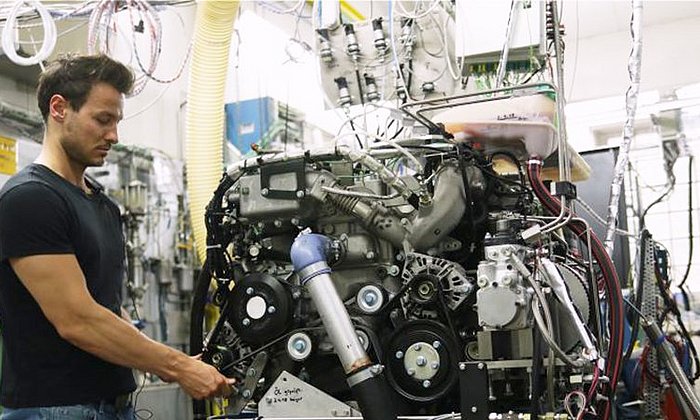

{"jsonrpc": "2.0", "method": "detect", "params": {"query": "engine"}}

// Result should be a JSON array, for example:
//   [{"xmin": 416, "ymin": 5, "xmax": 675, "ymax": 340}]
[{"xmin": 192, "ymin": 129, "xmax": 611, "ymax": 419}]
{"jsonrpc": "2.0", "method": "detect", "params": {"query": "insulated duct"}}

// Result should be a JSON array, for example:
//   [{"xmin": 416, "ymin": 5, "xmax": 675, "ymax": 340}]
[
  {"xmin": 604, "ymin": 0, "xmax": 643, "ymax": 255},
  {"xmin": 185, "ymin": 0, "xmax": 239, "ymax": 264}
]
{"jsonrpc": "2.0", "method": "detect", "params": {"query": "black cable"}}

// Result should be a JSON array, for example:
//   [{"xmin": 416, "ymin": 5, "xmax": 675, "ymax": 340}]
[
  {"xmin": 348, "ymin": 119, "xmax": 364, "ymax": 149},
  {"xmin": 389, "ymin": 126, "xmax": 404, "ymax": 140},
  {"xmin": 190, "ymin": 261, "xmax": 211, "ymax": 418},
  {"xmin": 640, "ymin": 155, "xmax": 677, "ymax": 227},
  {"xmin": 678, "ymin": 156, "xmax": 694, "ymax": 289},
  {"xmin": 531, "ymin": 327, "xmax": 543, "ymax": 416},
  {"xmin": 457, "ymin": 146, "xmax": 474, "ymax": 231},
  {"xmin": 355, "ymin": 69, "xmax": 365, "ymax": 105},
  {"xmin": 132, "ymin": 373, "xmax": 154, "ymax": 420},
  {"xmin": 520, "ymin": 58, "xmax": 547, "ymax": 85},
  {"xmin": 653, "ymin": 254, "xmax": 700, "ymax": 382},
  {"xmin": 620, "ymin": 230, "xmax": 650, "ymax": 372}
]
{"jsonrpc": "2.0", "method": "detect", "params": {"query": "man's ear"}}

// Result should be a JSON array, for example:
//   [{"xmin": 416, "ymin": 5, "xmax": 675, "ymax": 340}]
[{"xmin": 48, "ymin": 94, "xmax": 68, "ymax": 122}]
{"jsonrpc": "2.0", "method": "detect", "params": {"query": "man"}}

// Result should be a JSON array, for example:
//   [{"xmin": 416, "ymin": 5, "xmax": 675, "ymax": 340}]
[{"xmin": 0, "ymin": 55, "xmax": 232, "ymax": 419}]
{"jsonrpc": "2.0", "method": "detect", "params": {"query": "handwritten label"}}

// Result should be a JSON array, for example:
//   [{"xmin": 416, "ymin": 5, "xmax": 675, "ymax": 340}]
[{"xmin": 271, "ymin": 385, "xmax": 304, "ymax": 404}]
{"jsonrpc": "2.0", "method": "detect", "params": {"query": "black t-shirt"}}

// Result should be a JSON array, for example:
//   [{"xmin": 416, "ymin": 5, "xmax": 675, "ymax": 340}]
[{"xmin": 0, "ymin": 163, "xmax": 136, "ymax": 408}]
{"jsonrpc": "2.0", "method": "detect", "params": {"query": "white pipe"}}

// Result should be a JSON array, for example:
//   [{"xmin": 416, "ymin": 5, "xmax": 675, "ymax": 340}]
[{"xmin": 186, "ymin": 0, "xmax": 239, "ymax": 264}]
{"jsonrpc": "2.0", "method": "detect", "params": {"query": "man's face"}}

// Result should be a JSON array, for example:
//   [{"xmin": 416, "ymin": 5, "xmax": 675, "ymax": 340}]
[{"xmin": 59, "ymin": 82, "xmax": 124, "ymax": 168}]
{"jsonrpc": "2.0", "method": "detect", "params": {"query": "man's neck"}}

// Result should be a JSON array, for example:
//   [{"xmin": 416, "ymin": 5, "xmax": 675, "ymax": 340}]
[{"xmin": 36, "ymin": 145, "xmax": 87, "ymax": 191}]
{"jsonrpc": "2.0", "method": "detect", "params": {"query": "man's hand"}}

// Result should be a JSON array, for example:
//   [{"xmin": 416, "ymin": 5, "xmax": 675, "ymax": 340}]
[{"xmin": 171, "ymin": 355, "xmax": 236, "ymax": 400}]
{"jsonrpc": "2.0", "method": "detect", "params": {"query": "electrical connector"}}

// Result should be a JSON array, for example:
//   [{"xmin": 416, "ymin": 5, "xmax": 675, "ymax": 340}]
[
  {"xmin": 550, "ymin": 181, "xmax": 577, "ymax": 199},
  {"xmin": 521, "ymin": 225, "xmax": 542, "ymax": 243}
]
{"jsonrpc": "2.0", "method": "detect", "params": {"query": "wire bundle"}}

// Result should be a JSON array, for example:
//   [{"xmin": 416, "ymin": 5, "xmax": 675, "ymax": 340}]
[
  {"xmin": 88, "ymin": 0, "xmax": 192, "ymax": 96},
  {"xmin": 527, "ymin": 159, "xmax": 624, "ymax": 419}
]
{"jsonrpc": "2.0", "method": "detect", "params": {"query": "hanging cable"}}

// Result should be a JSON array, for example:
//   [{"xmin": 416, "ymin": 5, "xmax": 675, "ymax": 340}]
[
  {"xmin": 1, "ymin": 0, "xmax": 57, "ymax": 66},
  {"xmin": 678, "ymin": 155, "xmax": 694, "ymax": 289}
]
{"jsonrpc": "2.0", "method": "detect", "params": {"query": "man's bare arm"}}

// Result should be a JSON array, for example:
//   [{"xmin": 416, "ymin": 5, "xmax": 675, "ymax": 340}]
[{"xmin": 10, "ymin": 254, "xmax": 232, "ymax": 399}]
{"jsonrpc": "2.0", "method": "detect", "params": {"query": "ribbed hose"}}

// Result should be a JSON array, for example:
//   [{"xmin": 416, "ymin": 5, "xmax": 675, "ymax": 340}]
[
  {"xmin": 527, "ymin": 160, "xmax": 623, "ymax": 420},
  {"xmin": 186, "ymin": 0, "xmax": 240, "ymax": 264},
  {"xmin": 327, "ymin": 193, "xmax": 361, "ymax": 214}
]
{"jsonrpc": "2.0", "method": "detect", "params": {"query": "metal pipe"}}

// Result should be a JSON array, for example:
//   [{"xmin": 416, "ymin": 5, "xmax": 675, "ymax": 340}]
[
  {"xmin": 290, "ymin": 233, "xmax": 397, "ymax": 420},
  {"xmin": 495, "ymin": 0, "xmax": 519, "ymax": 89},
  {"xmin": 305, "ymin": 271, "xmax": 370, "ymax": 372},
  {"xmin": 0, "ymin": 100, "xmax": 43, "ymax": 131},
  {"xmin": 642, "ymin": 320, "xmax": 700, "ymax": 419},
  {"xmin": 549, "ymin": 0, "xmax": 571, "ymax": 182}
]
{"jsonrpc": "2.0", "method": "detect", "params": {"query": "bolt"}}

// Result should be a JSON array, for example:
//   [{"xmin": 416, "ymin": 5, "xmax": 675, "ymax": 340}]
[
  {"xmin": 432, "ymin": 341, "xmax": 441, "ymax": 349},
  {"xmin": 414, "ymin": 344, "xmax": 422, "ymax": 351},
  {"xmin": 489, "ymin": 250, "xmax": 498, "ymax": 259},
  {"xmin": 242, "ymin": 318, "xmax": 250, "ymax": 326},
  {"xmin": 370, "ymin": 365, "xmax": 382, "ymax": 375},
  {"xmin": 431, "ymin": 362, "xmax": 440, "ymax": 369},
  {"xmin": 248, "ymin": 368, "xmax": 256, "ymax": 377},
  {"xmin": 246, "ymin": 287, "xmax": 254, "ymax": 295},
  {"xmin": 274, "ymin": 220, "xmax": 283, "ymax": 227},
  {"xmin": 407, "ymin": 368, "xmax": 416, "ymax": 376},
  {"xmin": 396, "ymin": 253, "xmax": 404, "ymax": 261},
  {"xmin": 293, "ymin": 339, "xmax": 306, "ymax": 352},
  {"xmin": 471, "ymin": 406, "xmax": 478, "ymax": 413},
  {"xmin": 395, "ymin": 351, "xmax": 404, "ymax": 359},
  {"xmin": 365, "ymin": 291, "xmax": 378, "ymax": 305},
  {"xmin": 416, "ymin": 356, "xmax": 427, "ymax": 367},
  {"xmin": 422, "ymin": 380, "xmax": 431, "ymax": 388},
  {"xmin": 261, "ymin": 188, "xmax": 269, "ymax": 196},
  {"xmin": 502, "ymin": 275, "xmax": 513, "ymax": 286},
  {"xmin": 211, "ymin": 353, "xmax": 222, "ymax": 364},
  {"xmin": 477, "ymin": 276, "xmax": 489, "ymax": 288},
  {"xmin": 266, "ymin": 397, "xmax": 273, "ymax": 404},
  {"xmin": 365, "ymin": 251, "xmax": 375, "ymax": 260},
  {"xmin": 242, "ymin": 389, "xmax": 252, "ymax": 399},
  {"xmin": 459, "ymin": 363, "xmax": 466, "ymax": 371},
  {"xmin": 296, "ymin": 190, "xmax": 305, "ymax": 198},
  {"xmin": 400, "ymin": 218, "xmax": 409, "ymax": 226},
  {"xmin": 268, "ymin": 306, "xmax": 277, "ymax": 314},
  {"xmin": 388, "ymin": 265, "xmax": 400, "ymax": 276},
  {"xmin": 478, "ymin": 363, "xmax": 485, "ymax": 370},
  {"xmin": 501, "ymin": 247, "xmax": 512, "ymax": 256}
]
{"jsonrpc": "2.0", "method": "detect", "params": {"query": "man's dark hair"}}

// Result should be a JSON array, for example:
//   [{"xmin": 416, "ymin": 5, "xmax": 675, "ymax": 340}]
[{"xmin": 36, "ymin": 54, "xmax": 134, "ymax": 122}]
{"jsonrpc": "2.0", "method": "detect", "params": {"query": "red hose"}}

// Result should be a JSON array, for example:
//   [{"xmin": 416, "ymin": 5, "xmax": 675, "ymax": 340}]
[{"xmin": 527, "ymin": 160, "xmax": 624, "ymax": 419}]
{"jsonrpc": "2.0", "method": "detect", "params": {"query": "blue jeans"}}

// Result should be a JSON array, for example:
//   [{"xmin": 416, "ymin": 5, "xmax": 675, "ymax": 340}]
[{"xmin": 0, "ymin": 402, "xmax": 135, "ymax": 420}]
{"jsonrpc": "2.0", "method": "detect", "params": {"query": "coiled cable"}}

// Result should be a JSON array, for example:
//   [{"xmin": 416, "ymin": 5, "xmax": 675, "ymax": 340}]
[{"xmin": 1, "ymin": 0, "xmax": 57, "ymax": 66}]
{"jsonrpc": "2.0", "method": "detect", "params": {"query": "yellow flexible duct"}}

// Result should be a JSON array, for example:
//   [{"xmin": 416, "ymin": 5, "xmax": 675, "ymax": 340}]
[{"xmin": 186, "ymin": 0, "xmax": 239, "ymax": 264}]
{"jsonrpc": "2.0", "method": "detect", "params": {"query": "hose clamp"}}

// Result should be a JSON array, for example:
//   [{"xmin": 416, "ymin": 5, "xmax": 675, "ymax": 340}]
[
  {"xmin": 346, "ymin": 364, "xmax": 382, "ymax": 388},
  {"xmin": 297, "ymin": 261, "xmax": 331, "ymax": 285}
]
